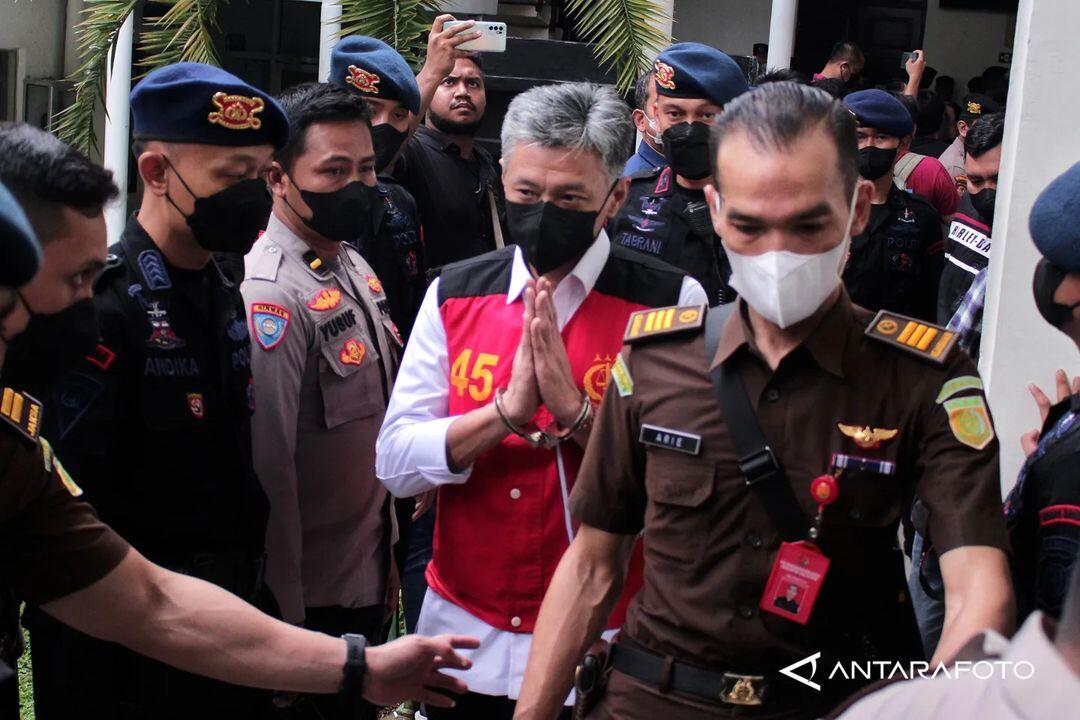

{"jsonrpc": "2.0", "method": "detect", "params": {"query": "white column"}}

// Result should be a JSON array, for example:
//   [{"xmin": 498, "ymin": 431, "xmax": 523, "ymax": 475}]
[
  {"xmin": 652, "ymin": 0, "xmax": 675, "ymax": 49},
  {"xmin": 980, "ymin": 0, "xmax": 1080, "ymax": 491},
  {"xmin": 102, "ymin": 12, "xmax": 133, "ymax": 244},
  {"xmin": 318, "ymin": 0, "xmax": 342, "ymax": 82},
  {"xmin": 766, "ymin": 0, "xmax": 798, "ymax": 70}
]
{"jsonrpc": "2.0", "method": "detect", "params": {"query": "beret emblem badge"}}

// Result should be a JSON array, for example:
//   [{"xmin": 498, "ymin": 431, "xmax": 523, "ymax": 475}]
[
  {"xmin": 346, "ymin": 65, "xmax": 381, "ymax": 95},
  {"xmin": 208, "ymin": 92, "xmax": 265, "ymax": 130}
]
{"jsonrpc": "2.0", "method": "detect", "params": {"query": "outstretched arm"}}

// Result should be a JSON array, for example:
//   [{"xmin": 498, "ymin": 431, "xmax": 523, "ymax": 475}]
[{"xmin": 43, "ymin": 550, "xmax": 478, "ymax": 707}]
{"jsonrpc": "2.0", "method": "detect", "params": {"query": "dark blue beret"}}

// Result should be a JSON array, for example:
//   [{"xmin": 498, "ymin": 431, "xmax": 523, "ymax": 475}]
[
  {"xmin": 843, "ymin": 89, "xmax": 914, "ymax": 138},
  {"xmin": 131, "ymin": 62, "xmax": 288, "ymax": 149},
  {"xmin": 653, "ymin": 42, "xmax": 749, "ymax": 108},
  {"xmin": 331, "ymin": 36, "xmax": 420, "ymax": 114},
  {"xmin": 0, "ymin": 179, "xmax": 40, "ymax": 288},
  {"xmin": 1030, "ymin": 161, "xmax": 1080, "ymax": 271}
]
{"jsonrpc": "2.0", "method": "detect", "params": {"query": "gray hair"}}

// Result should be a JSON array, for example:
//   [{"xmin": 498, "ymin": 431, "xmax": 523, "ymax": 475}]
[{"xmin": 500, "ymin": 82, "xmax": 633, "ymax": 183}]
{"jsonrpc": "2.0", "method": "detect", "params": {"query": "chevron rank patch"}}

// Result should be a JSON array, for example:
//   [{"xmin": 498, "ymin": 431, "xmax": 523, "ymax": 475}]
[
  {"xmin": 0, "ymin": 387, "xmax": 43, "ymax": 442},
  {"xmin": 865, "ymin": 310, "xmax": 957, "ymax": 365},
  {"xmin": 624, "ymin": 304, "xmax": 706, "ymax": 344}
]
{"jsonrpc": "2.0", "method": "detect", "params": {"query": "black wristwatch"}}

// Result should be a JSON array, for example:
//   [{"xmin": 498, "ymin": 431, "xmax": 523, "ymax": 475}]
[{"xmin": 339, "ymin": 633, "xmax": 368, "ymax": 704}]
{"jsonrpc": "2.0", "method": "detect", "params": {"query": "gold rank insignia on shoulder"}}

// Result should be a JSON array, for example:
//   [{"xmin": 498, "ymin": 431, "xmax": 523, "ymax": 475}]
[
  {"xmin": 0, "ymin": 387, "xmax": 43, "ymax": 442},
  {"xmin": 207, "ymin": 92, "xmax": 265, "ymax": 130},
  {"xmin": 865, "ymin": 310, "xmax": 957, "ymax": 365},
  {"xmin": 624, "ymin": 304, "xmax": 706, "ymax": 344}
]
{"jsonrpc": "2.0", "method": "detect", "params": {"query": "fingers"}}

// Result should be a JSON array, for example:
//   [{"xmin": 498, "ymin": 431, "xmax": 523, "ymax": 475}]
[
  {"xmin": 1029, "ymin": 383, "xmax": 1052, "ymax": 422},
  {"xmin": 425, "ymin": 671, "xmax": 470, "ymax": 694},
  {"xmin": 431, "ymin": 13, "xmax": 454, "ymax": 33},
  {"xmin": 1055, "ymin": 369, "xmax": 1071, "ymax": 403},
  {"xmin": 1020, "ymin": 429, "xmax": 1040, "ymax": 456},
  {"xmin": 416, "ymin": 686, "xmax": 462, "ymax": 708},
  {"xmin": 443, "ymin": 18, "xmax": 476, "ymax": 38},
  {"xmin": 1073, "ymin": 375, "xmax": 1080, "ymax": 395},
  {"xmin": 442, "ymin": 634, "xmax": 482, "ymax": 650}
]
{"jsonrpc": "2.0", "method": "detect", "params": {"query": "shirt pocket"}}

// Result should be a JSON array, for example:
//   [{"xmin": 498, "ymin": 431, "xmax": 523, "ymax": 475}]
[
  {"xmin": 318, "ymin": 329, "xmax": 384, "ymax": 428},
  {"xmin": 825, "ymin": 468, "xmax": 904, "ymax": 528},
  {"xmin": 645, "ymin": 452, "xmax": 716, "ymax": 559}
]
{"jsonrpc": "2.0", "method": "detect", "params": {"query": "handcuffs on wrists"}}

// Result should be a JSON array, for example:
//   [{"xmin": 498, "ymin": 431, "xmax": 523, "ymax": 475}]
[{"xmin": 493, "ymin": 387, "xmax": 594, "ymax": 449}]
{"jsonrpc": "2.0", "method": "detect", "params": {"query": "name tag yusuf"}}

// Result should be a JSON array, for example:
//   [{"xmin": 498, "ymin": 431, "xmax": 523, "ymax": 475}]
[{"xmin": 639, "ymin": 423, "xmax": 701, "ymax": 456}]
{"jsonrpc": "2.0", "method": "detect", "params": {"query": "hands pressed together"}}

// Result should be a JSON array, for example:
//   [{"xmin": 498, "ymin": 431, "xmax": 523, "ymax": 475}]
[{"xmin": 500, "ymin": 277, "xmax": 585, "ymax": 430}]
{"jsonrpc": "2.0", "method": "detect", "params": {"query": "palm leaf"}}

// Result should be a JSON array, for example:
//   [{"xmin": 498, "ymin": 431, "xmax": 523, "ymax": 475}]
[
  {"xmin": 53, "ymin": 0, "xmax": 139, "ymax": 155},
  {"xmin": 337, "ymin": 0, "xmax": 442, "ymax": 70},
  {"xmin": 138, "ymin": 0, "xmax": 226, "ymax": 73},
  {"xmin": 564, "ymin": 0, "xmax": 671, "ymax": 93}
]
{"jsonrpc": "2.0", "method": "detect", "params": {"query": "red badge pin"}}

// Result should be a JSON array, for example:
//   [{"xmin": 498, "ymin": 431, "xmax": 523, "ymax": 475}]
[
  {"xmin": 810, "ymin": 475, "xmax": 839, "ymax": 506},
  {"xmin": 366, "ymin": 275, "xmax": 384, "ymax": 295},
  {"xmin": 187, "ymin": 392, "xmax": 205, "ymax": 419}
]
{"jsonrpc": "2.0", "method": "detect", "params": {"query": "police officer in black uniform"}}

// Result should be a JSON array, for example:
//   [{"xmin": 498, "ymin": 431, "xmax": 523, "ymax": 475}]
[
  {"xmin": 610, "ymin": 43, "xmax": 749, "ymax": 306},
  {"xmin": 841, "ymin": 90, "xmax": 944, "ymax": 321},
  {"xmin": 330, "ymin": 36, "xmax": 428, "ymax": 341},
  {"xmin": 1007, "ymin": 160, "xmax": 1080, "ymax": 623},
  {"xmin": 26, "ymin": 62, "xmax": 287, "ymax": 719}
]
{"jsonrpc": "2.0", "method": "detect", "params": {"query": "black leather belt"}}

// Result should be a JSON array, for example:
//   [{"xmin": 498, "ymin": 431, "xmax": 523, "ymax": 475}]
[{"xmin": 611, "ymin": 643, "xmax": 769, "ymax": 707}]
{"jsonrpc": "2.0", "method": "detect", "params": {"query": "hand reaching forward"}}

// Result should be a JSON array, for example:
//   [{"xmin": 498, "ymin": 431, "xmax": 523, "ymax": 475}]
[{"xmin": 362, "ymin": 634, "xmax": 479, "ymax": 708}]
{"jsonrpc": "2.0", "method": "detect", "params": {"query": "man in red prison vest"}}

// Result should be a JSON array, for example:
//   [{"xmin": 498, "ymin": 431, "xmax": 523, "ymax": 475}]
[{"xmin": 376, "ymin": 82, "xmax": 706, "ymax": 720}]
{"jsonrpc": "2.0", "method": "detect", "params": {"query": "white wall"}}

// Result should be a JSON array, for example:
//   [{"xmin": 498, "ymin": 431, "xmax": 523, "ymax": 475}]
[
  {"xmin": 922, "ymin": 3, "xmax": 1014, "ymax": 90},
  {"xmin": 0, "ymin": 0, "xmax": 68, "ymax": 119},
  {"xmin": 672, "ymin": 0, "xmax": 772, "ymax": 56},
  {"xmin": 980, "ymin": 0, "xmax": 1079, "ymax": 492}
]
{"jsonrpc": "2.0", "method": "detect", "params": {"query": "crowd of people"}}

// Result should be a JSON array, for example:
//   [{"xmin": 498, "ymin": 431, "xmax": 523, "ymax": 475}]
[{"xmin": 0, "ymin": 15, "xmax": 1078, "ymax": 720}]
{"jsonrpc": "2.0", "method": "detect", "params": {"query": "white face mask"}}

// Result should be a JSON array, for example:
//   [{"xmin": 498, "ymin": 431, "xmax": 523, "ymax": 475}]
[
  {"xmin": 644, "ymin": 113, "xmax": 664, "ymax": 146},
  {"xmin": 721, "ymin": 185, "xmax": 859, "ymax": 329}
]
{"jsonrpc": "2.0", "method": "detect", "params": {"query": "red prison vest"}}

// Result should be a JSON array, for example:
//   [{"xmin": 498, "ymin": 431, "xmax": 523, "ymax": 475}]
[{"xmin": 431, "ymin": 245, "xmax": 687, "ymax": 632}]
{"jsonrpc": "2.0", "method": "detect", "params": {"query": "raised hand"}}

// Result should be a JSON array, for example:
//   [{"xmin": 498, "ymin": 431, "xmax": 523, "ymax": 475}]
[
  {"xmin": 1020, "ymin": 369, "xmax": 1080, "ymax": 455},
  {"xmin": 530, "ymin": 277, "xmax": 582, "ymax": 427},
  {"xmin": 423, "ymin": 14, "xmax": 481, "ymax": 82},
  {"xmin": 500, "ymin": 282, "xmax": 541, "ymax": 426}
]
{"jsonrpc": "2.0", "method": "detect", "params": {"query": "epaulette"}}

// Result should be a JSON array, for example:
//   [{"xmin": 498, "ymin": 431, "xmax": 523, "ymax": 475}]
[
  {"xmin": 0, "ymin": 387, "xmax": 43, "ymax": 442},
  {"xmin": 624, "ymin": 304, "xmax": 706, "ymax": 344},
  {"xmin": 246, "ymin": 243, "xmax": 284, "ymax": 282},
  {"xmin": 627, "ymin": 165, "xmax": 664, "ymax": 182},
  {"xmin": 865, "ymin": 310, "xmax": 957, "ymax": 365},
  {"xmin": 303, "ymin": 249, "xmax": 332, "ymax": 278}
]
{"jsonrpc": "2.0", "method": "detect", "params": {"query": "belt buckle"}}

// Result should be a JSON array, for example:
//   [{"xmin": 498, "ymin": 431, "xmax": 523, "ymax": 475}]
[{"xmin": 719, "ymin": 673, "xmax": 766, "ymax": 706}]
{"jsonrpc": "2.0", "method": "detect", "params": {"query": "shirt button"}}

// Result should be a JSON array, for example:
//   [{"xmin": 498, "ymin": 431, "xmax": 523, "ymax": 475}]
[
  {"xmin": 745, "ymin": 533, "xmax": 763, "ymax": 549},
  {"xmin": 763, "ymin": 388, "xmax": 781, "ymax": 403},
  {"xmin": 511, "ymin": 616, "xmax": 522, "ymax": 628},
  {"xmin": 267, "ymin": 246, "xmax": 278, "ymax": 254},
  {"xmin": 737, "ymin": 605, "xmax": 754, "ymax": 619},
  {"xmin": 510, "ymin": 488, "xmax": 522, "ymax": 500}
]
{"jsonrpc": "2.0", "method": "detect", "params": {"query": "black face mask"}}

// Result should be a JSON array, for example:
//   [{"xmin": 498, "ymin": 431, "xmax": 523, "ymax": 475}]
[
  {"xmin": 2, "ymin": 297, "xmax": 100, "ymax": 390},
  {"xmin": 293, "ymin": 180, "xmax": 377, "ymax": 244},
  {"xmin": 507, "ymin": 196, "xmax": 606, "ymax": 276},
  {"xmin": 1033, "ymin": 258, "xmax": 1080, "ymax": 329},
  {"xmin": 663, "ymin": 122, "xmax": 712, "ymax": 180},
  {"xmin": 858, "ymin": 146, "xmax": 898, "ymax": 181},
  {"xmin": 371, "ymin": 123, "xmax": 409, "ymax": 174},
  {"xmin": 969, "ymin": 188, "xmax": 997, "ymax": 226},
  {"xmin": 166, "ymin": 160, "xmax": 272, "ymax": 255}
]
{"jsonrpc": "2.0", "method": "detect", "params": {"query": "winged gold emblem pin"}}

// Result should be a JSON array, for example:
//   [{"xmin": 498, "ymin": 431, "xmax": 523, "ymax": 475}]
[{"xmin": 837, "ymin": 423, "xmax": 898, "ymax": 449}]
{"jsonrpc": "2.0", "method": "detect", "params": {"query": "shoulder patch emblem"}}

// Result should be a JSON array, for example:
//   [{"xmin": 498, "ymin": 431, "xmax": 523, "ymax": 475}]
[
  {"xmin": 624, "ymin": 304, "xmax": 706, "ymax": 344},
  {"xmin": 0, "ymin": 387, "xmax": 43, "ymax": 442},
  {"xmin": 944, "ymin": 395, "xmax": 995, "ymax": 450},
  {"xmin": 208, "ymin": 92, "xmax": 265, "ymax": 131},
  {"xmin": 137, "ymin": 249, "xmax": 172, "ymax": 290},
  {"xmin": 340, "ymin": 338, "xmax": 366, "ymax": 366},
  {"xmin": 251, "ymin": 302, "xmax": 291, "ymax": 350},
  {"xmin": 611, "ymin": 353, "xmax": 634, "ymax": 397},
  {"xmin": 346, "ymin": 65, "xmax": 381, "ymax": 95},
  {"xmin": 307, "ymin": 288, "xmax": 342, "ymax": 312},
  {"xmin": 654, "ymin": 60, "xmax": 676, "ymax": 90},
  {"xmin": 865, "ymin": 310, "xmax": 957, "ymax": 365},
  {"xmin": 936, "ymin": 375, "xmax": 984, "ymax": 404}
]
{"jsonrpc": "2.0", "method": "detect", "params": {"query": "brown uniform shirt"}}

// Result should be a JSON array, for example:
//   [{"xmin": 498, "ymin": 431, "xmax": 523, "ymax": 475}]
[
  {"xmin": 571, "ymin": 294, "xmax": 1008, "ymax": 674},
  {"xmin": 1, "ymin": 407, "xmax": 130, "ymax": 605}
]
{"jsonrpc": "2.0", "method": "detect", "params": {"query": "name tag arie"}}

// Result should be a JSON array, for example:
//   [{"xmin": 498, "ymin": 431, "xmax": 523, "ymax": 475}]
[{"xmin": 639, "ymin": 423, "xmax": 702, "ymax": 456}]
